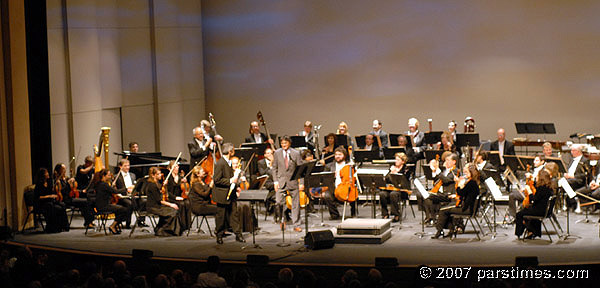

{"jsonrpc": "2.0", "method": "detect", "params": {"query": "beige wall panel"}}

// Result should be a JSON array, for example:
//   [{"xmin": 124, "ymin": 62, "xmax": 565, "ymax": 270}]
[
  {"xmin": 157, "ymin": 101, "xmax": 186, "ymax": 158},
  {"xmin": 178, "ymin": 27, "xmax": 204, "ymax": 101},
  {"xmin": 181, "ymin": 98, "xmax": 204, "ymax": 140},
  {"xmin": 64, "ymin": 0, "xmax": 98, "ymax": 28},
  {"xmin": 121, "ymin": 105, "xmax": 156, "ymax": 153},
  {"xmin": 97, "ymin": 29, "xmax": 122, "ymax": 109},
  {"xmin": 46, "ymin": 0, "xmax": 63, "ymax": 29},
  {"xmin": 51, "ymin": 114, "xmax": 70, "ymax": 168},
  {"xmin": 47, "ymin": 29, "xmax": 68, "ymax": 115},
  {"xmin": 68, "ymin": 29, "xmax": 102, "ymax": 112},
  {"xmin": 118, "ymin": 28, "xmax": 153, "ymax": 106},
  {"xmin": 154, "ymin": 27, "xmax": 182, "ymax": 103},
  {"xmin": 117, "ymin": 0, "xmax": 150, "ymax": 28},
  {"xmin": 153, "ymin": 0, "xmax": 202, "ymax": 27}
]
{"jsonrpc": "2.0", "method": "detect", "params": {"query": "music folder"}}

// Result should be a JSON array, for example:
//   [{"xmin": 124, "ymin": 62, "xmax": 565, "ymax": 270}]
[
  {"xmin": 383, "ymin": 147, "xmax": 406, "ymax": 160},
  {"xmin": 455, "ymin": 133, "xmax": 479, "ymax": 148},
  {"xmin": 424, "ymin": 149, "xmax": 445, "ymax": 163},
  {"xmin": 388, "ymin": 173, "xmax": 410, "ymax": 190},
  {"xmin": 354, "ymin": 149, "xmax": 380, "ymax": 163},
  {"xmin": 389, "ymin": 133, "xmax": 412, "ymax": 148},
  {"xmin": 290, "ymin": 136, "xmax": 307, "ymax": 149},
  {"xmin": 558, "ymin": 178, "xmax": 577, "ymax": 199},
  {"xmin": 545, "ymin": 156, "xmax": 567, "ymax": 173},
  {"xmin": 424, "ymin": 131, "xmax": 443, "ymax": 145}
]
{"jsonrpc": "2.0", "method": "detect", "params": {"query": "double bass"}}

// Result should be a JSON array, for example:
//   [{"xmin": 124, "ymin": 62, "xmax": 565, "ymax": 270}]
[{"xmin": 257, "ymin": 111, "xmax": 275, "ymax": 150}]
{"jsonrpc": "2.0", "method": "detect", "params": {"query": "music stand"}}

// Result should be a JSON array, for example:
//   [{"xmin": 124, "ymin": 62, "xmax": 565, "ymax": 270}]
[
  {"xmin": 357, "ymin": 173, "xmax": 386, "ymax": 218},
  {"xmin": 388, "ymin": 173, "xmax": 411, "ymax": 227},
  {"xmin": 291, "ymin": 160, "xmax": 318, "ymax": 238},
  {"xmin": 543, "ymin": 123, "xmax": 556, "ymax": 134},
  {"xmin": 290, "ymin": 136, "xmax": 307, "ymax": 149},
  {"xmin": 456, "ymin": 133, "xmax": 479, "ymax": 148},
  {"xmin": 389, "ymin": 134, "xmax": 412, "ymax": 148},
  {"xmin": 424, "ymin": 131, "xmax": 443, "ymax": 145},
  {"xmin": 484, "ymin": 178, "xmax": 508, "ymax": 239},
  {"xmin": 424, "ymin": 150, "xmax": 445, "ymax": 163},
  {"xmin": 546, "ymin": 157, "xmax": 567, "ymax": 173},
  {"xmin": 488, "ymin": 151, "xmax": 501, "ymax": 169},
  {"xmin": 558, "ymin": 178, "xmax": 581, "ymax": 240},
  {"xmin": 483, "ymin": 168, "xmax": 504, "ymax": 188},
  {"xmin": 354, "ymin": 149, "xmax": 380, "ymax": 163},
  {"xmin": 422, "ymin": 165, "xmax": 436, "ymax": 189},
  {"xmin": 383, "ymin": 147, "xmax": 406, "ymax": 160},
  {"xmin": 235, "ymin": 148, "xmax": 255, "ymax": 162},
  {"xmin": 306, "ymin": 171, "xmax": 335, "ymax": 226},
  {"xmin": 240, "ymin": 143, "xmax": 269, "ymax": 156},
  {"xmin": 355, "ymin": 135, "xmax": 366, "ymax": 149},
  {"xmin": 238, "ymin": 189, "xmax": 269, "ymax": 249}
]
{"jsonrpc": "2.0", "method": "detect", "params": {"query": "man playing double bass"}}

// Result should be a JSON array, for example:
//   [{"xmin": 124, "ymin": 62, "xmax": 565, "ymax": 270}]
[
  {"xmin": 188, "ymin": 127, "xmax": 212, "ymax": 168},
  {"xmin": 323, "ymin": 146, "xmax": 357, "ymax": 220},
  {"xmin": 272, "ymin": 136, "xmax": 304, "ymax": 232}
]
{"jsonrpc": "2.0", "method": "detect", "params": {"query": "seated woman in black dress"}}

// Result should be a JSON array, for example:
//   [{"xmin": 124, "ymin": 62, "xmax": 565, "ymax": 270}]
[
  {"xmin": 188, "ymin": 166, "xmax": 217, "ymax": 216},
  {"xmin": 146, "ymin": 167, "xmax": 182, "ymax": 236},
  {"xmin": 34, "ymin": 168, "xmax": 69, "ymax": 233},
  {"xmin": 433, "ymin": 163, "xmax": 480, "ymax": 238},
  {"xmin": 515, "ymin": 169, "xmax": 553, "ymax": 240},
  {"xmin": 92, "ymin": 169, "xmax": 128, "ymax": 234},
  {"xmin": 321, "ymin": 133, "xmax": 337, "ymax": 164}
]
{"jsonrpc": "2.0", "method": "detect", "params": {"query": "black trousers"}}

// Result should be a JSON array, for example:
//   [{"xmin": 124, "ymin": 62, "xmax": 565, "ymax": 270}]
[
  {"xmin": 39, "ymin": 201, "xmax": 69, "ymax": 233},
  {"xmin": 67, "ymin": 198, "xmax": 94, "ymax": 225},
  {"xmin": 323, "ymin": 190, "xmax": 356, "ymax": 218},
  {"xmin": 99, "ymin": 204, "xmax": 128, "ymax": 225},
  {"xmin": 117, "ymin": 198, "xmax": 133, "ymax": 227},
  {"xmin": 436, "ymin": 206, "xmax": 469, "ymax": 232},
  {"xmin": 515, "ymin": 208, "xmax": 543, "ymax": 237},
  {"xmin": 216, "ymin": 201, "xmax": 241, "ymax": 237},
  {"xmin": 191, "ymin": 202, "xmax": 218, "ymax": 216},
  {"xmin": 424, "ymin": 194, "xmax": 450, "ymax": 221},
  {"xmin": 148, "ymin": 206, "xmax": 181, "ymax": 236},
  {"xmin": 379, "ymin": 190, "xmax": 401, "ymax": 217},
  {"xmin": 175, "ymin": 199, "xmax": 191, "ymax": 231}
]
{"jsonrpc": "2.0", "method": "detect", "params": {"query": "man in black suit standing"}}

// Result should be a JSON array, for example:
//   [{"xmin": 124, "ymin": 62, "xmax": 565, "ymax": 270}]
[
  {"xmin": 245, "ymin": 121, "xmax": 274, "ymax": 146},
  {"xmin": 272, "ymin": 136, "xmax": 304, "ymax": 232},
  {"xmin": 213, "ymin": 143, "xmax": 245, "ymax": 244},
  {"xmin": 257, "ymin": 147, "xmax": 276, "ymax": 217},
  {"xmin": 188, "ymin": 127, "xmax": 212, "ymax": 168},
  {"xmin": 490, "ymin": 128, "xmax": 515, "ymax": 192}
]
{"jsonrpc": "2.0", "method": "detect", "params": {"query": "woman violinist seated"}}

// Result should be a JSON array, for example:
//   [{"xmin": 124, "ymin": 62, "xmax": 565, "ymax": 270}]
[
  {"xmin": 379, "ymin": 152, "xmax": 411, "ymax": 222},
  {"xmin": 146, "ymin": 167, "xmax": 182, "ymax": 236},
  {"xmin": 515, "ymin": 168, "xmax": 554, "ymax": 240},
  {"xmin": 321, "ymin": 133, "xmax": 337, "ymax": 164},
  {"xmin": 33, "ymin": 168, "xmax": 69, "ymax": 233},
  {"xmin": 54, "ymin": 163, "xmax": 95, "ymax": 229},
  {"xmin": 432, "ymin": 163, "xmax": 480, "ymax": 238},
  {"xmin": 165, "ymin": 161, "xmax": 191, "ymax": 232},
  {"xmin": 93, "ymin": 169, "xmax": 129, "ymax": 234},
  {"xmin": 188, "ymin": 166, "xmax": 218, "ymax": 216}
]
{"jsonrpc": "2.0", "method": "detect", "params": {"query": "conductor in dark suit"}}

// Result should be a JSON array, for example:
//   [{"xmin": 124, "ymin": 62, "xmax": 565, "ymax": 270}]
[
  {"xmin": 213, "ymin": 143, "xmax": 245, "ymax": 244},
  {"xmin": 188, "ymin": 127, "xmax": 212, "ymax": 168},
  {"xmin": 272, "ymin": 135, "xmax": 304, "ymax": 232}
]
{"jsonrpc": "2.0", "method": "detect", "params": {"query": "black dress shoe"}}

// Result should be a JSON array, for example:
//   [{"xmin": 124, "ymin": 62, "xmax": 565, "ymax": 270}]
[
  {"xmin": 524, "ymin": 233, "xmax": 535, "ymax": 240},
  {"xmin": 216, "ymin": 237, "xmax": 223, "ymax": 244},
  {"xmin": 432, "ymin": 230, "xmax": 443, "ymax": 239},
  {"xmin": 235, "ymin": 234, "xmax": 246, "ymax": 243},
  {"xmin": 137, "ymin": 222, "xmax": 149, "ymax": 227},
  {"xmin": 392, "ymin": 216, "xmax": 400, "ymax": 223}
]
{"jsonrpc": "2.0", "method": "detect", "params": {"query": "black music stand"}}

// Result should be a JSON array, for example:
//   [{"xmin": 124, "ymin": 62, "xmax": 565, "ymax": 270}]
[
  {"xmin": 291, "ymin": 160, "xmax": 318, "ymax": 239},
  {"xmin": 389, "ymin": 134, "xmax": 412, "ymax": 148},
  {"xmin": 518, "ymin": 155, "xmax": 536, "ymax": 170},
  {"xmin": 235, "ymin": 148, "xmax": 255, "ymax": 162},
  {"xmin": 238, "ymin": 189, "xmax": 269, "ymax": 249},
  {"xmin": 383, "ymin": 147, "xmax": 406, "ymax": 160},
  {"xmin": 290, "ymin": 136, "xmax": 307, "ymax": 149},
  {"xmin": 306, "ymin": 171, "xmax": 335, "ymax": 226},
  {"xmin": 354, "ymin": 149, "xmax": 380, "ymax": 163},
  {"xmin": 387, "ymin": 173, "xmax": 411, "ymax": 226},
  {"xmin": 503, "ymin": 155, "xmax": 524, "ymax": 172},
  {"xmin": 324, "ymin": 134, "xmax": 349, "ymax": 148},
  {"xmin": 424, "ymin": 131, "xmax": 443, "ymax": 146},
  {"xmin": 482, "ymin": 168, "xmax": 504, "ymax": 188},
  {"xmin": 488, "ymin": 151, "xmax": 501, "ymax": 169},
  {"xmin": 424, "ymin": 150, "xmax": 445, "ymax": 163},
  {"xmin": 355, "ymin": 135, "xmax": 366, "ymax": 149},
  {"xmin": 240, "ymin": 143, "xmax": 269, "ymax": 156},
  {"xmin": 456, "ymin": 133, "xmax": 479, "ymax": 148},
  {"xmin": 357, "ymin": 173, "xmax": 386, "ymax": 218},
  {"xmin": 422, "ymin": 165, "xmax": 436, "ymax": 189},
  {"xmin": 546, "ymin": 157, "xmax": 567, "ymax": 173}
]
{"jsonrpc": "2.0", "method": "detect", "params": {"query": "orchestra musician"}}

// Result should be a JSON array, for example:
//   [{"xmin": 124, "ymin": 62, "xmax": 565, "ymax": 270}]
[
  {"xmin": 165, "ymin": 161, "xmax": 191, "ymax": 232},
  {"xmin": 213, "ymin": 143, "xmax": 246, "ymax": 243},
  {"xmin": 515, "ymin": 169, "xmax": 553, "ymax": 240},
  {"xmin": 507, "ymin": 154, "xmax": 546, "ymax": 220},
  {"xmin": 245, "ymin": 121, "xmax": 273, "ymax": 146},
  {"xmin": 407, "ymin": 118, "xmax": 426, "ymax": 158},
  {"xmin": 200, "ymin": 119, "xmax": 223, "ymax": 142},
  {"xmin": 542, "ymin": 142, "xmax": 555, "ymax": 157},
  {"xmin": 575, "ymin": 165, "xmax": 600, "ymax": 204},
  {"xmin": 258, "ymin": 147, "xmax": 277, "ymax": 219},
  {"xmin": 323, "ymin": 146, "xmax": 356, "ymax": 220},
  {"xmin": 34, "ymin": 168, "xmax": 69, "ymax": 233},
  {"xmin": 422, "ymin": 153, "xmax": 459, "ymax": 224},
  {"xmin": 436, "ymin": 131, "xmax": 456, "ymax": 153},
  {"xmin": 188, "ymin": 127, "xmax": 212, "ymax": 167},
  {"xmin": 370, "ymin": 120, "xmax": 388, "ymax": 148},
  {"xmin": 113, "ymin": 159, "xmax": 135, "ymax": 228},
  {"xmin": 189, "ymin": 166, "xmax": 217, "ymax": 216},
  {"xmin": 380, "ymin": 152, "xmax": 411, "ymax": 222},
  {"xmin": 433, "ymin": 163, "xmax": 480, "ymax": 239},
  {"xmin": 448, "ymin": 120, "xmax": 457, "ymax": 142},
  {"xmin": 298, "ymin": 121, "xmax": 315, "ymax": 152},
  {"xmin": 53, "ymin": 163, "xmax": 94, "ymax": 228},
  {"xmin": 145, "ymin": 167, "xmax": 182, "ymax": 236},
  {"xmin": 272, "ymin": 136, "xmax": 304, "ymax": 232},
  {"xmin": 93, "ymin": 169, "xmax": 128, "ymax": 234},
  {"xmin": 322, "ymin": 133, "xmax": 337, "ymax": 163},
  {"xmin": 361, "ymin": 134, "xmax": 379, "ymax": 151},
  {"xmin": 75, "ymin": 156, "xmax": 94, "ymax": 197},
  {"xmin": 564, "ymin": 144, "xmax": 589, "ymax": 213},
  {"xmin": 337, "ymin": 121, "xmax": 354, "ymax": 148},
  {"xmin": 490, "ymin": 128, "xmax": 515, "ymax": 192},
  {"xmin": 128, "ymin": 142, "xmax": 139, "ymax": 153}
]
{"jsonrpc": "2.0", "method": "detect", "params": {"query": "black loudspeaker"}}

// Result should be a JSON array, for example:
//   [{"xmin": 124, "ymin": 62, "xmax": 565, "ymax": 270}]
[
  {"xmin": 304, "ymin": 230, "xmax": 335, "ymax": 250},
  {"xmin": 515, "ymin": 256, "xmax": 538, "ymax": 267}
]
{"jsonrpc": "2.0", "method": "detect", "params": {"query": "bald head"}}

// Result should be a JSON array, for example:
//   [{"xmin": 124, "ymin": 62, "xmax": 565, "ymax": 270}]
[{"xmin": 497, "ymin": 128, "xmax": 506, "ymax": 142}]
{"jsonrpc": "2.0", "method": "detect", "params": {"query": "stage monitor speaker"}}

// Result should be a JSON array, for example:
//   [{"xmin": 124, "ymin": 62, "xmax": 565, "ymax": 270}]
[
  {"xmin": 132, "ymin": 249, "xmax": 153, "ymax": 261},
  {"xmin": 247, "ymin": 254, "xmax": 269, "ymax": 266},
  {"xmin": 304, "ymin": 230, "xmax": 335, "ymax": 250},
  {"xmin": 515, "ymin": 256, "xmax": 538, "ymax": 267},
  {"xmin": 375, "ymin": 257, "xmax": 398, "ymax": 267}
]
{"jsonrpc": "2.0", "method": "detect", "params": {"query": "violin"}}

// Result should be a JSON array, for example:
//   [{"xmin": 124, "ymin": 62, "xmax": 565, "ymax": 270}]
[
  {"xmin": 522, "ymin": 164, "xmax": 536, "ymax": 208},
  {"xmin": 69, "ymin": 178, "xmax": 79, "ymax": 199},
  {"xmin": 430, "ymin": 155, "xmax": 442, "ymax": 193},
  {"xmin": 53, "ymin": 179, "xmax": 64, "ymax": 202},
  {"xmin": 286, "ymin": 189, "xmax": 310, "ymax": 209},
  {"xmin": 179, "ymin": 170, "xmax": 190, "ymax": 199}
]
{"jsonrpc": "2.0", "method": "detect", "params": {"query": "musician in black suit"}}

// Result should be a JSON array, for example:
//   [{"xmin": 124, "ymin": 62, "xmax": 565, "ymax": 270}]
[
  {"xmin": 515, "ymin": 169, "xmax": 553, "ymax": 239},
  {"xmin": 188, "ymin": 127, "xmax": 212, "ymax": 168},
  {"xmin": 113, "ymin": 159, "xmax": 136, "ymax": 228},
  {"xmin": 407, "ymin": 118, "xmax": 426, "ymax": 159},
  {"xmin": 507, "ymin": 155, "xmax": 546, "ymax": 219},
  {"xmin": 489, "ymin": 128, "xmax": 515, "ymax": 171},
  {"xmin": 213, "ymin": 143, "xmax": 245, "ymax": 244},
  {"xmin": 299, "ymin": 120, "xmax": 316, "ymax": 152},
  {"xmin": 564, "ymin": 145, "xmax": 589, "ymax": 212},
  {"xmin": 245, "ymin": 121, "xmax": 273, "ymax": 146},
  {"xmin": 257, "ymin": 147, "xmax": 276, "ymax": 216},
  {"xmin": 370, "ymin": 120, "xmax": 388, "ymax": 148},
  {"xmin": 422, "ymin": 153, "xmax": 459, "ymax": 224},
  {"xmin": 361, "ymin": 134, "xmax": 379, "ymax": 151},
  {"xmin": 380, "ymin": 152, "xmax": 411, "ymax": 222}
]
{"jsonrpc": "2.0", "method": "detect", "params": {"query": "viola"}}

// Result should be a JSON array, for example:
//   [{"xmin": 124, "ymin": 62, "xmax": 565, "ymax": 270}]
[
  {"xmin": 54, "ymin": 180, "xmax": 64, "ymax": 202},
  {"xmin": 69, "ymin": 178, "xmax": 80, "ymax": 199},
  {"xmin": 180, "ymin": 170, "xmax": 190, "ymax": 199}
]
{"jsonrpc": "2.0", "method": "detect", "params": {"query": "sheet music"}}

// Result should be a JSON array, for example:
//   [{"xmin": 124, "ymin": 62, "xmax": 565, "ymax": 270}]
[
  {"xmin": 485, "ymin": 177, "xmax": 503, "ymax": 200},
  {"xmin": 356, "ymin": 168, "xmax": 388, "ymax": 175},
  {"xmin": 558, "ymin": 177, "xmax": 577, "ymax": 199},
  {"xmin": 413, "ymin": 179, "xmax": 429, "ymax": 199}
]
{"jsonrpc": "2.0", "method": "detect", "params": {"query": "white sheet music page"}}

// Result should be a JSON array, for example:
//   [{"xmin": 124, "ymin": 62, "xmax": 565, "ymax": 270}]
[
  {"xmin": 413, "ymin": 179, "xmax": 429, "ymax": 199},
  {"xmin": 485, "ymin": 177, "xmax": 503, "ymax": 200},
  {"xmin": 558, "ymin": 177, "xmax": 577, "ymax": 199}
]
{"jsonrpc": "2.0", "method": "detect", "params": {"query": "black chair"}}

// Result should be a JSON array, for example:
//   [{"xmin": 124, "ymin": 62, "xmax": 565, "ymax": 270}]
[
  {"xmin": 21, "ymin": 185, "xmax": 45, "ymax": 232},
  {"xmin": 85, "ymin": 207, "xmax": 112, "ymax": 235},
  {"xmin": 450, "ymin": 195, "xmax": 484, "ymax": 240},
  {"xmin": 523, "ymin": 195, "xmax": 559, "ymax": 243},
  {"xmin": 129, "ymin": 178, "xmax": 157, "ymax": 237},
  {"xmin": 187, "ymin": 211, "xmax": 216, "ymax": 237}
]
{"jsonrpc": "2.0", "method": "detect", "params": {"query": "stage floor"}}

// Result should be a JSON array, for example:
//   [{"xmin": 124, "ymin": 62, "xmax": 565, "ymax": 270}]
[{"xmin": 10, "ymin": 203, "xmax": 600, "ymax": 268}]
